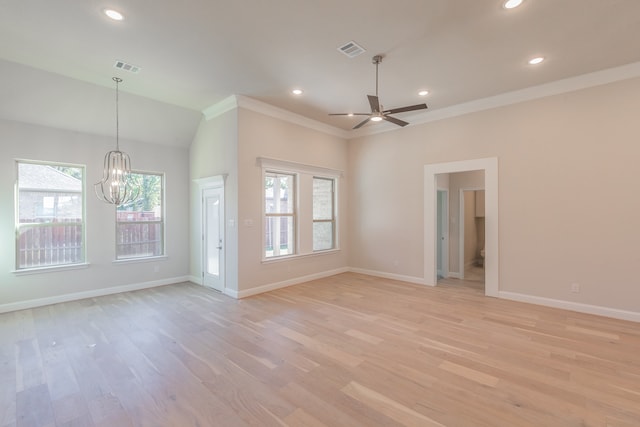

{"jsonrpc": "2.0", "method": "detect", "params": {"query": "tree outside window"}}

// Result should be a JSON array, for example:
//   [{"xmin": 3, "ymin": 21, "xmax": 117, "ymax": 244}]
[{"xmin": 116, "ymin": 172, "xmax": 164, "ymax": 259}]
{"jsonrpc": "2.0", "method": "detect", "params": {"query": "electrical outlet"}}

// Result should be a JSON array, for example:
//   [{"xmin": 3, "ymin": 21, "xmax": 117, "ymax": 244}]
[{"xmin": 571, "ymin": 283, "xmax": 580, "ymax": 293}]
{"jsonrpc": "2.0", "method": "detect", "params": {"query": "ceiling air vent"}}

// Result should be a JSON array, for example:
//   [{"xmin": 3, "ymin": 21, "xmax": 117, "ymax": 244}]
[
  {"xmin": 113, "ymin": 60, "xmax": 141, "ymax": 74},
  {"xmin": 337, "ymin": 41, "xmax": 365, "ymax": 58}
]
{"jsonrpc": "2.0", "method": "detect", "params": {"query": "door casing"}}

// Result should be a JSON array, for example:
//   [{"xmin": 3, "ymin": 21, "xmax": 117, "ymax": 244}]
[
  {"xmin": 195, "ymin": 175, "xmax": 226, "ymax": 292},
  {"xmin": 424, "ymin": 158, "xmax": 498, "ymax": 297}
]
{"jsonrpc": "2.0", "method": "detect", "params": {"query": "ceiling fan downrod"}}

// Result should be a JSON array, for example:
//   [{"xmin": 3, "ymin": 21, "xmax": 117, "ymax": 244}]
[{"xmin": 372, "ymin": 55, "xmax": 382, "ymax": 102}]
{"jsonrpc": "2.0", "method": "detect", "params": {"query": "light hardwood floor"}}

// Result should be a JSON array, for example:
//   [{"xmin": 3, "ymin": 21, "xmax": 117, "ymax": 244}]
[{"xmin": 1, "ymin": 272, "xmax": 639, "ymax": 426}]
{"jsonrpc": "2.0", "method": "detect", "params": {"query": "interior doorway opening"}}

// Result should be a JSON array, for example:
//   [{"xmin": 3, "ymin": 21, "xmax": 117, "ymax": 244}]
[
  {"xmin": 424, "ymin": 158, "xmax": 498, "ymax": 297},
  {"xmin": 436, "ymin": 189, "xmax": 449, "ymax": 280},
  {"xmin": 434, "ymin": 173, "xmax": 486, "ymax": 290},
  {"xmin": 459, "ymin": 188, "xmax": 485, "ymax": 290}
]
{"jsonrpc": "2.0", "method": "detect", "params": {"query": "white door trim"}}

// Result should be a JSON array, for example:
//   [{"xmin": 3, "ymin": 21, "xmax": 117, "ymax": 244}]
[
  {"xmin": 195, "ymin": 175, "xmax": 227, "ymax": 292},
  {"xmin": 424, "ymin": 158, "xmax": 498, "ymax": 297}
]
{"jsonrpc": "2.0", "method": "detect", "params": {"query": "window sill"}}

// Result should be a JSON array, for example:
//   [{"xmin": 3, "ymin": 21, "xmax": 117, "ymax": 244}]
[
  {"xmin": 262, "ymin": 248, "xmax": 341, "ymax": 264},
  {"xmin": 113, "ymin": 255, "xmax": 168, "ymax": 265},
  {"xmin": 13, "ymin": 263, "xmax": 90, "ymax": 276}
]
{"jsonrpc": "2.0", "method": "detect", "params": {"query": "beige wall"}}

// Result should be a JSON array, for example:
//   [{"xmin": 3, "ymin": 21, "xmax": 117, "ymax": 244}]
[
  {"xmin": 235, "ymin": 108, "xmax": 349, "ymax": 293},
  {"xmin": 0, "ymin": 119, "xmax": 191, "ymax": 310},
  {"xmin": 348, "ymin": 76, "xmax": 640, "ymax": 312},
  {"xmin": 189, "ymin": 109, "xmax": 239, "ymax": 292},
  {"xmin": 5, "ymin": 71, "xmax": 640, "ymax": 317}
]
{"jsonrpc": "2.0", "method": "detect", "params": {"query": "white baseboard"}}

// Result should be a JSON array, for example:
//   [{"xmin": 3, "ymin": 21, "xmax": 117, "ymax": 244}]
[
  {"xmin": 0, "ymin": 276, "xmax": 190, "ymax": 314},
  {"xmin": 234, "ymin": 267, "xmax": 350, "ymax": 299},
  {"xmin": 4, "ymin": 268, "xmax": 638, "ymax": 324},
  {"xmin": 224, "ymin": 288, "xmax": 240, "ymax": 299},
  {"xmin": 499, "ymin": 291, "xmax": 640, "ymax": 323},
  {"xmin": 447, "ymin": 272, "xmax": 461, "ymax": 279},
  {"xmin": 348, "ymin": 267, "xmax": 426, "ymax": 286},
  {"xmin": 188, "ymin": 275, "xmax": 203, "ymax": 285}
]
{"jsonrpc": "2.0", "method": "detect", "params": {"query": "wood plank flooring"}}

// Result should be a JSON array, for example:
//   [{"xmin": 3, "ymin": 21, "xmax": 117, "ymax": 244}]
[{"xmin": 1, "ymin": 272, "xmax": 639, "ymax": 426}]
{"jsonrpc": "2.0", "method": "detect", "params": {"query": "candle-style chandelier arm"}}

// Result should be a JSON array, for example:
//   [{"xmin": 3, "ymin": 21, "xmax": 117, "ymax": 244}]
[{"xmin": 94, "ymin": 149, "xmax": 139, "ymax": 205}]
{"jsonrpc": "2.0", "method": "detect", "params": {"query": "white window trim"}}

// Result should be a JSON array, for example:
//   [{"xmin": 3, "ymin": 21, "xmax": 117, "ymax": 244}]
[
  {"xmin": 263, "ymin": 170, "xmax": 298, "ymax": 260},
  {"xmin": 112, "ymin": 255, "xmax": 168, "ymax": 265},
  {"xmin": 12, "ymin": 263, "xmax": 90, "ymax": 276},
  {"xmin": 312, "ymin": 176, "xmax": 337, "ymax": 252},
  {"xmin": 259, "ymin": 157, "xmax": 342, "ymax": 263},
  {"xmin": 257, "ymin": 157, "xmax": 343, "ymax": 178},
  {"xmin": 15, "ymin": 159, "xmax": 87, "ymax": 271}
]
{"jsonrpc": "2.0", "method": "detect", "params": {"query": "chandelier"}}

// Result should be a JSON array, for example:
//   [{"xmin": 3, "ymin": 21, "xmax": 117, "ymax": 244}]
[{"xmin": 94, "ymin": 77, "xmax": 139, "ymax": 205}]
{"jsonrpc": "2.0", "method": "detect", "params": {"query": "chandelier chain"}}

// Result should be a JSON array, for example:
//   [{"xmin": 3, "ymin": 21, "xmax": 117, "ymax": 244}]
[
  {"xmin": 95, "ymin": 76, "xmax": 138, "ymax": 206},
  {"xmin": 113, "ymin": 77, "xmax": 122, "ymax": 152}
]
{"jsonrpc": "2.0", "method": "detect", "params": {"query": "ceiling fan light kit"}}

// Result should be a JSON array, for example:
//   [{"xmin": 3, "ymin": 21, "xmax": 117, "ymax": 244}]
[{"xmin": 329, "ymin": 54, "xmax": 428, "ymax": 129}]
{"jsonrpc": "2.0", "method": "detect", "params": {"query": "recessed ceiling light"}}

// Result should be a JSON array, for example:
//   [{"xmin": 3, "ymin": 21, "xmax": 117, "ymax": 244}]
[
  {"xmin": 347, "ymin": 113, "xmax": 354, "ymax": 117},
  {"xmin": 418, "ymin": 90, "xmax": 429, "ymax": 96},
  {"xmin": 528, "ymin": 56, "xmax": 545, "ymax": 65},
  {"xmin": 104, "ymin": 9, "xmax": 124, "ymax": 21},
  {"xmin": 292, "ymin": 89, "xmax": 303, "ymax": 95},
  {"xmin": 503, "ymin": 0, "xmax": 523, "ymax": 9}
]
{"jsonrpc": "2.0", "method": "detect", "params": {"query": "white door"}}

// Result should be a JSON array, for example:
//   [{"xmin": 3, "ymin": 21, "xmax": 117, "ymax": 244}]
[{"xmin": 203, "ymin": 187, "xmax": 224, "ymax": 292}]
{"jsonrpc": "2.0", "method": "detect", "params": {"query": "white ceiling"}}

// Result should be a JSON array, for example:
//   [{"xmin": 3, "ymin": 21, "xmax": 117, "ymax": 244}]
[{"xmin": 2, "ymin": 0, "xmax": 640, "ymax": 146}]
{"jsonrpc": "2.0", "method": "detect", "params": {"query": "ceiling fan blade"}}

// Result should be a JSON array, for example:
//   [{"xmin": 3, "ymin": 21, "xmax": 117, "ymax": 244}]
[
  {"xmin": 383, "ymin": 115, "xmax": 409, "ymax": 127},
  {"xmin": 367, "ymin": 95, "xmax": 381, "ymax": 112},
  {"xmin": 353, "ymin": 117, "xmax": 371, "ymax": 129},
  {"xmin": 329, "ymin": 113, "xmax": 371, "ymax": 116},
  {"xmin": 383, "ymin": 103, "xmax": 428, "ymax": 114}
]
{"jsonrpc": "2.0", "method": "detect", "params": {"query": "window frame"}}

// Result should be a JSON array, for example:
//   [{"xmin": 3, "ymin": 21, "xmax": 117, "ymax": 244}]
[
  {"xmin": 14, "ymin": 159, "xmax": 87, "ymax": 272},
  {"xmin": 115, "ymin": 170, "xmax": 165, "ymax": 261},
  {"xmin": 263, "ymin": 170, "xmax": 298, "ymax": 260},
  {"xmin": 259, "ymin": 157, "xmax": 341, "ymax": 263},
  {"xmin": 312, "ymin": 176, "xmax": 336, "ymax": 252}
]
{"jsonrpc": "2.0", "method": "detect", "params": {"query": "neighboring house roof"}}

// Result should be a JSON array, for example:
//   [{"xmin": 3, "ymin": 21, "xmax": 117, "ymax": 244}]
[{"xmin": 18, "ymin": 163, "xmax": 81, "ymax": 192}]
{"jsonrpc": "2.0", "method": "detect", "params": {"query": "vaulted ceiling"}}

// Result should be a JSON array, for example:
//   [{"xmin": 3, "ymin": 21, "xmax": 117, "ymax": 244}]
[{"xmin": 2, "ymin": 0, "xmax": 640, "ymax": 146}]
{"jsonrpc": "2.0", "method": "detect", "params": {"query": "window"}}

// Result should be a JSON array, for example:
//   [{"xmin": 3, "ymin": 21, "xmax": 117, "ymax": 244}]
[
  {"xmin": 313, "ymin": 177, "xmax": 335, "ymax": 251},
  {"xmin": 259, "ymin": 157, "xmax": 341, "ymax": 261},
  {"xmin": 116, "ymin": 172, "xmax": 164, "ymax": 259},
  {"xmin": 16, "ymin": 161, "xmax": 85, "ymax": 269},
  {"xmin": 264, "ymin": 172, "xmax": 295, "ymax": 258}
]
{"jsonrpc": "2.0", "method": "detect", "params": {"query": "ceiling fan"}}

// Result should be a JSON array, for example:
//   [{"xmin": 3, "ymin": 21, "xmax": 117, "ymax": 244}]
[{"xmin": 330, "ymin": 55, "xmax": 428, "ymax": 129}]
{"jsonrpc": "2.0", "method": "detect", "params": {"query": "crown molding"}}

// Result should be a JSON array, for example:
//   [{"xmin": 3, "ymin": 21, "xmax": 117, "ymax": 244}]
[
  {"xmin": 201, "ymin": 95, "xmax": 238, "ymax": 121},
  {"xmin": 201, "ymin": 95, "xmax": 350, "ymax": 139},
  {"xmin": 352, "ymin": 60, "xmax": 640, "ymax": 138},
  {"xmin": 201, "ymin": 61, "xmax": 640, "ymax": 140},
  {"xmin": 236, "ymin": 95, "xmax": 350, "ymax": 139}
]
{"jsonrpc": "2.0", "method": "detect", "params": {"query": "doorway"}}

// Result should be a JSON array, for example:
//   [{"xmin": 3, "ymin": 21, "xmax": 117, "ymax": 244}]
[
  {"xmin": 459, "ymin": 189, "xmax": 485, "ymax": 287},
  {"xmin": 201, "ymin": 183, "xmax": 225, "ymax": 292},
  {"xmin": 424, "ymin": 158, "xmax": 498, "ymax": 297},
  {"xmin": 436, "ymin": 189, "xmax": 449, "ymax": 279}
]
